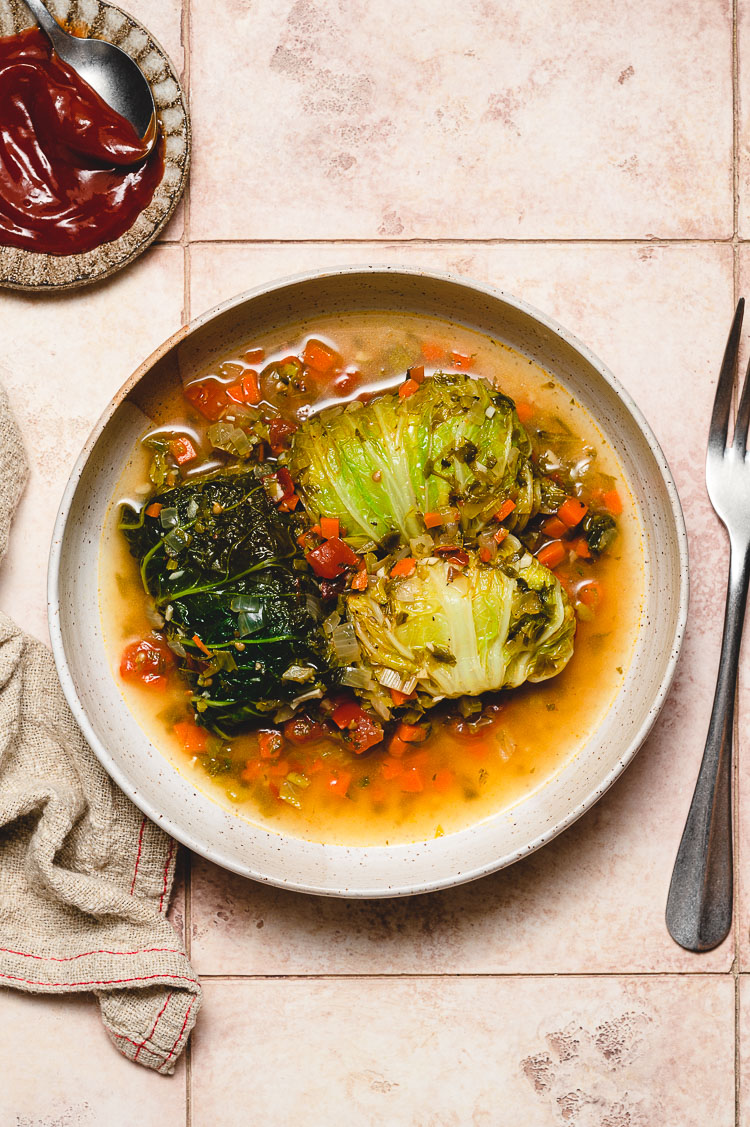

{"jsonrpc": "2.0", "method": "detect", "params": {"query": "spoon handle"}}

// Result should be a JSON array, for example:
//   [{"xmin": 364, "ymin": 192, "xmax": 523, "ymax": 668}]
[{"xmin": 19, "ymin": 0, "xmax": 68, "ymax": 50}]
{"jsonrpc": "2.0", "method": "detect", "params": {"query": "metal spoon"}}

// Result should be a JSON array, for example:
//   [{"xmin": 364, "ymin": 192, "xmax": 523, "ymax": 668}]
[{"xmin": 21, "ymin": 0, "xmax": 157, "ymax": 157}]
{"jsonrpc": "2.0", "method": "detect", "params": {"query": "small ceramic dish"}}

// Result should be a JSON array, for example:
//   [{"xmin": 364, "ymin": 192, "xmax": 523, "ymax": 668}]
[
  {"xmin": 48, "ymin": 266, "xmax": 689, "ymax": 897},
  {"xmin": 0, "ymin": 0, "xmax": 189, "ymax": 292}
]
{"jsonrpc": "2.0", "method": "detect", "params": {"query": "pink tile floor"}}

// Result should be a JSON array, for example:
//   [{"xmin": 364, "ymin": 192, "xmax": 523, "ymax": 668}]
[{"xmin": 1, "ymin": 0, "xmax": 749, "ymax": 1122}]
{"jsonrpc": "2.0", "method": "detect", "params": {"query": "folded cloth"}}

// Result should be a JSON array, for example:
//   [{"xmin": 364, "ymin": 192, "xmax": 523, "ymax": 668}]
[{"xmin": 0, "ymin": 385, "xmax": 201, "ymax": 1074}]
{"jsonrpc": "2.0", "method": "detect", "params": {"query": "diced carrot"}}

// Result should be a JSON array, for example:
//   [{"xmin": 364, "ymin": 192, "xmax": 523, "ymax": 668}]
[
  {"xmin": 268, "ymin": 759, "xmax": 290, "ymax": 780},
  {"xmin": 494, "ymin": 499, "xmax": 516, "ymax": 522},
  {"xmin": 307, "ymin": 757, "xmax": 327, "ymax": 775},
  {"xmin": 603, "ymin": 489, "xmax": 623, "ymax": 515},
  {"xmin": 423, "ymin": 511, "xmax": 443, "ymax": 529},
  {"xmin": 578, "ymin": 580, "xmax": 601, "ymax": 607},
  {"xmin": 399, "ymin": 378, "xmax": 419, "ymax": 399},
  {"xmin": 303, "ymin": 338, "xmax": 340, "ymax": 374},
  {"xmin": 403, "ymin": 749, "xmax": 429, "ymax": 768},
  {"xmin": 479, "ymin": 546, "xmax": 492, "ymax": 563},
  {"xmin": 536, "ymin": 540, "xmax": 567, "ymax": 569},
  {"xmin": 350, "ymin": 567, "xmax": 369, "ymax": 591},
  {"xmin": 239, "ymin": 370, "xmax": 261, "ymax": 404},
  {"xmin": 170, "ymin": 437, "xmax": 197, "ymax": 465},
  {"xmin": 173, "ymin": 720, "xmax": 207, "ymax": 754},
  {"xmin": 381, "ymin": 757, "xmax": 403, "ymax": 780},
  {"xmin": 388, "ymin": 736, "xmax": 409, "ymax": 758},
  {"xmin": 450, "ymin": 350, "xmax": 473, "ymax": 369},
  {"xmin": 493, "ymin": 526, "xmax": 509, "ymax": 545},
  {"xmin": 400, "ymin": 768, "xmax": 424, "ymax": 793},
  {"xmin": 368, "ymin": 784, "xmax": 387, "ymax": 803},
  {"xmin": 390, "ymin": 687, "xmax": 416, "ymax": 706},
  {"xmin": 432, "ymin": 767, "xmax": 455, "ymax": 793},
  {"xmin": 557, "ymin": 497, "xmax": 588, "ymax": 528},
  {"xmin": 391, "ymin": 557, "xmax": 416, "ymax": 578},
  {"xmin": 310, "ymin": 524, "xmax": 322, "ymax": 537},
  {"xmin": 515, "ymin": 401, "xmax": 534, "ymax": 423},
  {"xmin": 192, "ymin": 634, "xmax": 211, "ymax": 657},
  {"xmin": 407, "ymin": 364, "xmax": 425, "ymax": 383},
  {"xmin": 145, "ymin": 502, "xmax": 162, "ymax": 518},
  {"xmin": 396, "ymin": 722, "xmax": 428, "ymax": 743},
  {"xmin": 572, "ymin": 537, "xmax": 592, "ymax": 559},
  {"xmin": 241, "ymin": 760, "xmax": 261, "ymax": 782},
  {"xmin": 258, "ymin": 730, "xmax": 284, "ymax": 759},
  {"xmin": 328, "ymin": 771, "xmax": 352, "ymax": 797},
  {"xmin": 421, "ymin": 342, "xmax": 444, "ymax": 363},
  {"xmin": 543, "ymin": 516, "xmax": 568, "ymax": 538},
  {"xmin": 244, "ymin": 347, "xmax": 265, "ymax": 364},
  {"xmin": 320, "ymin": 516, "xmax": 340, "ymax": 540}
]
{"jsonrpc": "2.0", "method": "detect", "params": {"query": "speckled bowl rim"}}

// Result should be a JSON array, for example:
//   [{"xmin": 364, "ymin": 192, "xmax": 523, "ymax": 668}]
[
  {"xmin": 0, "ymin": 0, "xmax": 190, "ymax": 292},
  {"xmin": 48, "ymin": 264, "xmax": 690, "ymax": 897}
]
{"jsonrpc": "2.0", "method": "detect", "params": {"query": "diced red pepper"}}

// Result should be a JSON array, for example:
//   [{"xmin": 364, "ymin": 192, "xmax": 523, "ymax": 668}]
[
  {"xmin": 396, "ymin": 722, "xmax": 428, "ymax": 743},
  {"xmin": 284, "ymin": 715, "xmax": 327, "ymax": 745},
  {"xmin": 306, "ymin": 537, "xmax": 359, "ymax": 579},
  {"xmin": 170, "ymin": 436, "xmax": 197, "ymax": 465},
  {"xmin": 331, "ymin": 699, "xmax": 368, "ymax": 729},
  {"xmin": 258, "ymin": 730, "xmax": 284, "ymax": 759},
  {"xmin": 268, "ymin": 417, "xmax": 299, "ymax": 449},
  {"xmin": 173, "ymin": 720, "xmax": 208, "ymax": 754},
  {"xmin": 328, "ymin": 771, "xmax": 352, "ymax": 797},
  {"xmin": 183, "ymin": 378, "xmax": 231, "ymax": 421},
  {"xmin": 407, "ymin": 364, "xmax": 425, "ymax": 383},
  {"xmin": 273, "ymin": 466, "xmax": 296, "ymax": 502}
]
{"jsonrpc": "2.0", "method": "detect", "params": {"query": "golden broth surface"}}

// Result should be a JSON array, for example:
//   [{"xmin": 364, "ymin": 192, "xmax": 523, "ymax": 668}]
[{"xmin": 99, "ymin": 311, "xmax": 644, "ymax": 845}]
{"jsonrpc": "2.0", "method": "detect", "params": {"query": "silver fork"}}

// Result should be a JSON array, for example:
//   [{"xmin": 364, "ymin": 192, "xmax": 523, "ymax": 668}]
[{"xmin": 666, "ymin": 299, "xmax": 750, "ymax": 951}]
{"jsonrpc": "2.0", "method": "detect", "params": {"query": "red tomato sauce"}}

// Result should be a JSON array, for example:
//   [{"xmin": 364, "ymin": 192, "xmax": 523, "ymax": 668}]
[{"xmin": 0, "ymin": 27, "xmax": 163, "ymax": 255}]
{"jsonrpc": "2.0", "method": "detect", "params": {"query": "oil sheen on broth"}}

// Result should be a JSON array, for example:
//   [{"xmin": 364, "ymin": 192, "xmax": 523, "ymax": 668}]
[{"xmin": 99, "ymin": 311, "xmax": 643, "ymax": 846}]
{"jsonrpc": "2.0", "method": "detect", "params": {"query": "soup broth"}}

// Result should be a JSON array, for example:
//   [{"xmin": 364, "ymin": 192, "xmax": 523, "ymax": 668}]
[{"xmin": 100, "ymin": 311, "xmax": 643, "ymax": 846}]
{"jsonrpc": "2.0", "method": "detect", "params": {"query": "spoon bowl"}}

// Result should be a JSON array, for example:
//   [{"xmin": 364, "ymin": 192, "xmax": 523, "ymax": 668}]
[{"xmin": 21, "ymin": 0, "xmax": 157, "ymax": 156}]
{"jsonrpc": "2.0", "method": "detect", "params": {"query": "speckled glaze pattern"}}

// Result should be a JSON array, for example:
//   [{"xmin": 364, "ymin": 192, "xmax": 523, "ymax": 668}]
[
  {"xmin": 47, "ymin": 267, "xmax": 689, "ymax": 898},
  {"xmin": 0, "ymin": 0, "xmax": 189, "ymax": 291}
]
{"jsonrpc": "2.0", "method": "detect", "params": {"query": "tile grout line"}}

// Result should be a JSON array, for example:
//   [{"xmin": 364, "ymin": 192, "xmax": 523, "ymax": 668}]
[
  {"xmin": 195, "ymin": 970, "xmax": 737, "ymax": 981},
  {"xmin": 186, "ymin": 236, "xmax": 737, "ymax": 248},
  {"xmin": 734, "ymin": 0, "xmax": 742, "ymax": 1119}
]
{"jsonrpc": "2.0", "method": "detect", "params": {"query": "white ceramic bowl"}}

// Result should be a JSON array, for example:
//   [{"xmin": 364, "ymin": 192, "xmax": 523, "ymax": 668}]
[{"xmin": 48, "ymin": 266, "xmax": 689, "ymax": 897}]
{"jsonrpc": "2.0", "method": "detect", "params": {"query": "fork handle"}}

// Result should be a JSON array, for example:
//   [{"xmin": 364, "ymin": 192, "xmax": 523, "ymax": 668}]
[{"xmin": 666, "ymin": 534, "xmax": 750, "ymax": 951}]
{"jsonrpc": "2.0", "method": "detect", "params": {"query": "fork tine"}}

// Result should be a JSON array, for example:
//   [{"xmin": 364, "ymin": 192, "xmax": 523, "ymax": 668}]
[
  {"xmin": 733, "ymin": 340, "xmax": 750, "ymax": 457},
  {"xmin": 710, "ymin": 298, "xmax": 745, "ymax": 452}
]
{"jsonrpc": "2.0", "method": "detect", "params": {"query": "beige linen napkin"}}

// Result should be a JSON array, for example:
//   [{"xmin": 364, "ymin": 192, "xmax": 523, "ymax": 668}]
[{"xmin": 0, "ymin": 385, "xmax": 201, "ymax": 1073}]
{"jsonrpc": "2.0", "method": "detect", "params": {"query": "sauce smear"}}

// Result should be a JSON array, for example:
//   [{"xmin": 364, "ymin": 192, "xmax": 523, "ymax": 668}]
[{"xmin": 0, "ymin": 27, "xmax": 163, "ymax": 255}]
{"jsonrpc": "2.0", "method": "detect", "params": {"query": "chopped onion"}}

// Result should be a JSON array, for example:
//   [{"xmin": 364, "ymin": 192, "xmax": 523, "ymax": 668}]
[
  {"xmin": 409, "ymin": 533, "xmax": 434, "ymax": 557},
  {"xmin": 340, "ymin": 665, "xmax": 373, "ymax": 689},
  {"xmin": 375, "ymin": 667, "xmax": 404, "ymax": 690},
  {"xmin": 291, "ymin": 687, "xmax": 324, "ymax": 708},
  {"xmin": 330, "ymin": 621, "xmax": 361, "ymax": 663},
  {"xmin": 159, "ymin": 506, "xmax": 179, "ymax": 529},
  {"xmin": 281, "ymin": 664, "xmax": 317, "ymax": 683}
]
